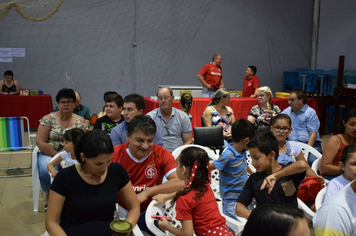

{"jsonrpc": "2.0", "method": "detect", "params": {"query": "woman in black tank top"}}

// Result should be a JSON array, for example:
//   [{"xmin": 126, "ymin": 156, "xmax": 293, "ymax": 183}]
[{"xmin": 0, "ymin": 70, "xmax": 20, "ymax": 95}]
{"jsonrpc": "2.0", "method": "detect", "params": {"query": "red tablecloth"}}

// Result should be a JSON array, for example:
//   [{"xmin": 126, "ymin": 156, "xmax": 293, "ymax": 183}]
[
  {"xmin": 144, "ymin": 97, "xmax": 319, "ymax": 129},
  {"xmin": 0, "ymin": 95, "xmax": 53, "ymax": 128}
]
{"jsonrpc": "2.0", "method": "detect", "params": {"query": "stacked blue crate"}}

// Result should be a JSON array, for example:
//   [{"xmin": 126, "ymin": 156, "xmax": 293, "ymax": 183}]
[
  {"xmin": 326, "ymin": 69, "xmax": 338, "ymax": 95},
  {"xmin": 283, "ymin": 68, "xmax": 308, "ymax": 92}
]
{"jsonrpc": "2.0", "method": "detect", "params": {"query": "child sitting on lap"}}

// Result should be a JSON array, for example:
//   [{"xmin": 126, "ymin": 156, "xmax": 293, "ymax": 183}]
[
  {"xmin": 235, "ymin": 132, "xmax": 308, "ymax": 219},
  {"xmin": 47, "ymin": 128, "xmax": 84, "ymax": 178}
]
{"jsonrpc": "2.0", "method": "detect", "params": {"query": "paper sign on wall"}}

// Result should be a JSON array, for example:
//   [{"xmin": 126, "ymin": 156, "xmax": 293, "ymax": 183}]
[
  {"xmin": 0, "ymin": 48, "xmax": 12, "ymax": 62},
  {"xmin": 12, "ymin": 48, "xmax": 25, "ymax": 57}
]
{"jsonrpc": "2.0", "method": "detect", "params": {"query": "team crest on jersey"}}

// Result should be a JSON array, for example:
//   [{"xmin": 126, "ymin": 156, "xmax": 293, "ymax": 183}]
[{"xmin": 145, "ymin": 163, "xmax": 157, "ymax": 179}]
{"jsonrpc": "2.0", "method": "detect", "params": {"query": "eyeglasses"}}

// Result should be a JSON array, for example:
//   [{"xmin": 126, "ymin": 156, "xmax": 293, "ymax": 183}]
[
  {"xmin": 59, "ymin": 100, "xmax": 74, "ymax": 106},
  {"xmin": 288, "ymin": 98, "xmax": 298, "ymax": 102},
  {"xmin": 258, "ymin": 94, "xmax": 265, "ymax": 98},
  {"xmin": 272, "ymin": 126, "xmax": 291, "ymax": 133}
]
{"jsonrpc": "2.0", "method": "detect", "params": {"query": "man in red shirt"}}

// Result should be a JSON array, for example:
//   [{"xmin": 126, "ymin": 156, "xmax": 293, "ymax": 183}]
[
  {"xmin": 243, "ymin": 66, "xmax": 260, "ymax": 97},
  {"xmin": 112, "ymin": 115, "xmax": 183, "ymax": 210},
  {"xmin": 112, "ymin": 115, "xmax": 184, "ymax": 233},
  {"xmin": 197, "ymin": 54, "xmax": 224, "ymax": 97}
]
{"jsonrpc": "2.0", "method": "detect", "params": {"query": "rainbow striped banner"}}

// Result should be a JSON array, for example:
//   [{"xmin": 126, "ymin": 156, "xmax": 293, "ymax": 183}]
[{"xmin": 0, "ymin": 117, "xmax": 26, "ymax": 151}]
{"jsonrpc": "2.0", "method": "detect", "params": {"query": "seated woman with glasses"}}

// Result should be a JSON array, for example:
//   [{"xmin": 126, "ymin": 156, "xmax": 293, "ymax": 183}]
[
  {"xmin": 35, "ymin": 88, "xmax": 89, "ymax": 206},
  {"xmin": 203, "ymin": 88, "xmax": 235, "ymax": 144},
  {"xmin": 247, "ymin": 86, "xmax": 281, "ymax": 127}
]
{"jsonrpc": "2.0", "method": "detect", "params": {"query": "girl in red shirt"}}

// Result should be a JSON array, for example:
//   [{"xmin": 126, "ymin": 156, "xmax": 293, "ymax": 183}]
[{"xmin": 157, "ymin": 147, "xmax": 234, "ymax": 236}]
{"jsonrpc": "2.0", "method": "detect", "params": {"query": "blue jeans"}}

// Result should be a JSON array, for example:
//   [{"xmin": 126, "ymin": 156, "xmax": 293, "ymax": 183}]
[
  {"xmin": 37, "ymin": 152, "xmax": 52, "ymax": 195},
  {"xmin": 137, "ymin": 210, "xmax": 157, "ymax": 236},
  {"xmin": 222, "ymin": 199, "xmax": 238, "ymax": 221}
]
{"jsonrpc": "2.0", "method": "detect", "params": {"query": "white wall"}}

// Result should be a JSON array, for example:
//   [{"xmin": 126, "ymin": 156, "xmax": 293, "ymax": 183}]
[
  {"xmin": 0, "ymin": 0, "xmax": 313, "ymax": 113},
  {"xmin": 317, "ymin": 0, "xmax": 356, "ymax": 70}
]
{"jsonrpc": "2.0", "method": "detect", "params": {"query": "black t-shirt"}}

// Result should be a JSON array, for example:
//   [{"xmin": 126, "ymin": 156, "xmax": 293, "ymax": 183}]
[
  {"xmin": 237, "ymin": 164, "xmax": 305, "ymax": 208},
  {"xmin": 93, "ymin": 115, "xmax": 124, "ymax": 134},
  {"xmin": 51, "ymin": 163, "xmax": 129, "ymax": 236}
]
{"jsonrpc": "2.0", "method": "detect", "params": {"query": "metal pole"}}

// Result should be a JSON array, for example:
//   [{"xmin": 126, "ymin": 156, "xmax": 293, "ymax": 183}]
[{"xmin": 311, "ymin": 0, "xmax": 320, "ymax": 70}]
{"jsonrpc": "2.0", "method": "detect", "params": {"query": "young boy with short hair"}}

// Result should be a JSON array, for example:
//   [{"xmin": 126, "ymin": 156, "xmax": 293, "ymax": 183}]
[
  {"xmin": 235, "ymin": 132, "xmax": 308, "ymax": 219},
  {"xmin": 211, "ymin": 118, "xmax": 256, "ymax": 220}
]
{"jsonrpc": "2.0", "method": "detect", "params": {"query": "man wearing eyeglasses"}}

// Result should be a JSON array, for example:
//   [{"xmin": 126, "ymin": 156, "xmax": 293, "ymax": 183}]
[
  {"xmin": 147, "ymin": 87, "xmax": 193, "ymax": 152},
  {"xmin": 52, "ymin": 90, "xmax": 91, "ymax": 124},
  {"xmin": 281, "ymin": 89, "xmax": 322, "ymax": 166}
]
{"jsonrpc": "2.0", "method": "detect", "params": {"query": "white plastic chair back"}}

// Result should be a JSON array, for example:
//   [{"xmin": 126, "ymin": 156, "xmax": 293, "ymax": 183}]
[
  {"xmin": 145, "ymin": 199, "xmax": 184, "ymax": 236},
  {"xmin": 245, "ymin": 150, "xmax": 256, "ymax": 174},
  {"xmin": 297, "ymin": 142, "xmax": 322, "ymax": 161},
  {"xmin": 297, "ymin": 198, "xmax": 315, "ymax": 220},
  {"xmin": 315, "ymin": 187, "xmax": 326, "ymax": 211},
  {"xmin": 47, "ymin": 152, "xmax": 64, "ymax": 183},
  {"xmin": 172, "ymin": 144, "xmax": 221, "ymax": 200}
]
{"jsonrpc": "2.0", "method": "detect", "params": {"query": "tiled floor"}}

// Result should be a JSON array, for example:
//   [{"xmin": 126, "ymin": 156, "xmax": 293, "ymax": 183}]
[
  {"xmin": 0, "ymin": 150, "xmax": 46, "ymax": 236},
  {"xmin": 0, "ymin": 133, "xmax": 331, "ymax": 236}
]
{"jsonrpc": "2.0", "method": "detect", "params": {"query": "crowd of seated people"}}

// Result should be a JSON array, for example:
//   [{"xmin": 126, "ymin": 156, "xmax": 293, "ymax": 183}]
[{"xmin": 32, "ymin": 84, "xmax": 356, "ymax": 236}]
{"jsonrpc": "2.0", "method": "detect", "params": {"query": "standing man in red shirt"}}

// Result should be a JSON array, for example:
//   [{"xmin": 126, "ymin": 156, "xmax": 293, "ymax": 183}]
[
  {"xmin": 242, "ymin": 65, "xmax": 260, "ymax": 97},
  {"xmin": 197, "ymin": 54, "xmax": 224, "ymax": 97}
]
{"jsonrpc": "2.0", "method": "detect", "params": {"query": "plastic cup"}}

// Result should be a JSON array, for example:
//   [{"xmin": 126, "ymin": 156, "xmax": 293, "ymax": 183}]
[{"xmin": 110, "ymin": 220, "xmax": 133, "ymax": 236}]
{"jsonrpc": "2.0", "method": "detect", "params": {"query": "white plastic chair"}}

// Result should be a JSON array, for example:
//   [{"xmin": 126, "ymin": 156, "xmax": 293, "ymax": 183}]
[
  {"xmin": 315, "ymin": 187, "xmax": 326, "ymax": 211},
  {"xmin": 47, "ymin": 152, "xmax": 63, "ymax": 183},
  {"xmin": 296, "ymin": 142, "xmax": 322, "ymax": 162},
  {"xmin": 32, "ymin": 146, "xmax": 43, "ymax": 212},
  {"xmin": 172, "ymin": 144, "xmax": 221, "ymax": 200},
  {"xmin": 297, "ymin": 198, "xmax": 315, "ymax": 220}
]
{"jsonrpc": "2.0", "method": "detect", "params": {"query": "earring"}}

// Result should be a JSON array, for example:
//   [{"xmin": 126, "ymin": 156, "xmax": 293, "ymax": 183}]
[{"xmin": 81, "ymin": 159, "xmax": 85, "ymax": 162}]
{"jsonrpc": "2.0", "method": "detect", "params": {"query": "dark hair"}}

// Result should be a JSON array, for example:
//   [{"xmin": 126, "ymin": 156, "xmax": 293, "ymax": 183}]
[
  {"xmin": 340, "ymin": 145, "xmax": 356, "ymax": 164},
  {"xmin": 270, "ymin": 114, "xmax": 292, "ymax": 127},
  {"xmin": 290, "ymin": 89, "xmax": 307, "ymax": 104},
  {"xmin": 241, "ymin": 203, "xmax": 305, "ymax": 236},
  {"xmin": 127, "ymin": 115, "xmax": 156, "ymax": 137},
  {"xmin": 157, "ymin": 87, "xmax": 173, "ymax": 96},
  {"xmin": 74, "ymin": 129, "xmax": 113, "ymax": 164},
  {"xmin": 103, "ymin": 91, "xmax": 118, "ymax": 101},
  {"xmin": 171, "ymin": 147, "xmax": 210, "ymax": 206},
  {"xmin": 4, "ymin": 70, "xmax": 13, "ymax": 77},
  {"xmin": 340, "ymin": 108, "xmax": 356, "ymax": 133},
  {"xmin": 248, "ymin": 66, "xmax": 257, "ymax": 75},
  {"xmin": 105, "ymin": 94, "xmax": 123, "ymax": 108},
  {"xmin": 124, "ymin": 93, "xmax": 145, "ymax": 111},
  {"xmin": 56, "ymin": 88, "xmax": 76, "ymax": 103},
  {"xmin": 63, "ymin": 128, "xmax": 85, "ymax": 143},
  {"xmin": 180, "ymin": 93, "xmax": 193, "ymax": 116},
  {"xmin": 247, "ymin": 132, "xmax": 279, "ymax": 160},
  {"xmin": 232, "ymin": 119, "xmax": 256, "ymax": 142}
]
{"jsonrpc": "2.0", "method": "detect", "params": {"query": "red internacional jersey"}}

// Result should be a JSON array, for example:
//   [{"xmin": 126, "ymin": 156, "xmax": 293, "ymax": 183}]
[{"xmin": 112, "ymin": 143, "xmax": 177, "ymax": 211}]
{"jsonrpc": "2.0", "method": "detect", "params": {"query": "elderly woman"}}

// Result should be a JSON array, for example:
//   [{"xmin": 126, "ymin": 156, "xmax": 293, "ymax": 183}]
[
  {"xmin": 36, "ymin": 88, "xmax": 89, "ymax": 203},
  {"xmin": 247, "ymin": 86, "xmax": 281, "ymax": 127},
  {"xmin": 203, "ymin": 88, "xmax": 235, "ymax": 144},
  {"xmin": 0, "ymin": 70, "xmax": 20, "ymax": 95},
  {"xmin": 46, "ymin": 129, "xmax": 139, "ymax": 235},
  {"xmin": 321, "ymin": 108, "xmax": 356, "ymax": 180}
]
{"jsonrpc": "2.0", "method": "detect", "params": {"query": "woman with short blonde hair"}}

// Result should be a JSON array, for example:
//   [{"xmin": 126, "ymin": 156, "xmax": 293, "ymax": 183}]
[{"xmin": 247, "ymin": 86, "xmax": 280, "ymax": 127}]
